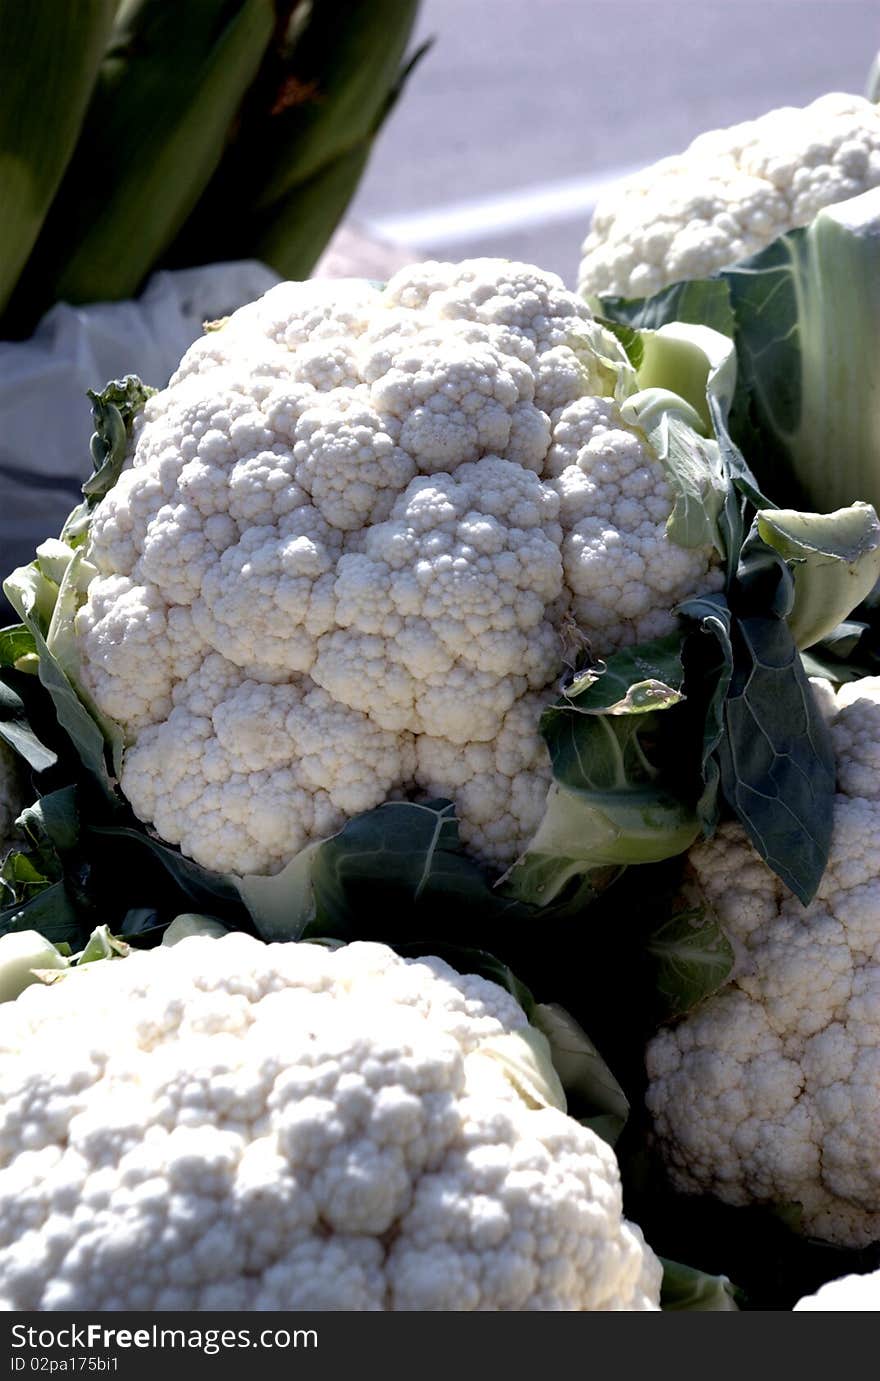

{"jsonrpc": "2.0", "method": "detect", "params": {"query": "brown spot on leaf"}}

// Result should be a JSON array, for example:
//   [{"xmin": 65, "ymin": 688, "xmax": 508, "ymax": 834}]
[{"xmin": 271, "ymin": 76, "xmax": 322, "ymax": 117}]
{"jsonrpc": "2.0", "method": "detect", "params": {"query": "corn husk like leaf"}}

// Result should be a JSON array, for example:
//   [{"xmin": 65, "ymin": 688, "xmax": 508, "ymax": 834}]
[
  {"xmin": 166, "ymin": 0, "xmax": 425, "ymax": 276},
  {"xmin": 0, "ymin": 0, "xmax": 117, "ymax": 319},
  {"xmin": 7, "ymin": 0, "xmax": 276, "ymax": 329}
]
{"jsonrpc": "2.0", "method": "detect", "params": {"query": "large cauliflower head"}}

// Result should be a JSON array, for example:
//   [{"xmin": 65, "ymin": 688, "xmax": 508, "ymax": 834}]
[
  {"xmin": 0, "ymin": 934, "xmax": 662, "ymax": 1311},
  {"xmin": 579, "ymin": 92, "xmax": 880, "ymax": 298},
  {"xmin": 645, "ymin": 677, "xmax": 880, "ymax": 1247},
  {"xmin": 73, "ymin": 258, "xmax": 722, "ymax": 876}
]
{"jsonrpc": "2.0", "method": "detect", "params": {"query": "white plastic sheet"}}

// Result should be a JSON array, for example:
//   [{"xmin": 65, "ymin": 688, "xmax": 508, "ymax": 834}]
[{"xmin": 0, "ymin": 261, "xmax": 280, "ymax": 583}]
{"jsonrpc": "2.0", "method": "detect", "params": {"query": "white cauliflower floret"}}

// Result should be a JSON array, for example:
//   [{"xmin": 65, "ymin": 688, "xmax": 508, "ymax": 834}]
[
  {"xmin": 73, "ymin": 258, "xmax": 723, "ymax": 876},
  {"xmin": 547, "ymin": 395, "xmax": 724, "ymax": 645},
  {"xmin": 242, "ymin": 278, "xmax": 383, "ymax": 349},
  {"xmin": 122, "ymin": 670, "xmax": 412, "ymax": 876},
  {"xmin": 794, "ymin": 1266, "xmax": 880, "ymax": 1310},
  {"xmin": 191, "ymin": 507, "xmax": 342, "ymax": 677},
  {"xmin": 416, "ymin": 695, "xmax": 553, "ymax": 869},
  {"xmin": 74, "ymin": 577, "xmax": 208, "ymax": 732},
  {"xmin": 0, "ymin": 935, "xmax": 662, "ymax": 1312},
  {"xmin": 293, "ymin": 387, "xmax": 416, "ymax": 529},
  {"xmin": 579, "ymin": 93, "xmax": 880, "ymax": 298},
  {"xmin": 311, "ymin": 456, "xmax": 564, "ymax": 742},
  {"xmin": 646, "ymin": 677, "xmax": 880, "ymax": 1247},
  {"xmin": 366, "ymin": 328, "xmax": 538, "ymax": 471}
]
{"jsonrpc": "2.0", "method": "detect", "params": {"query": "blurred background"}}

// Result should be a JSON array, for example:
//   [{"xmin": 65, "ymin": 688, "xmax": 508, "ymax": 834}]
[
  {"xmin": 1, "ymin": 0, "xmax": 878, "ymax": 584},
  {"xmin": 351, "ymin": 0, "xmax": 880, "ymax": 281}
]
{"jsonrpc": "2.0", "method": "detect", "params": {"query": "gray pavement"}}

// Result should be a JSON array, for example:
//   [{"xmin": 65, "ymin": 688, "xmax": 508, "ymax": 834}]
[{"xmin": 350, "ymin": 0, "xmax": 880, "ymax": 282}]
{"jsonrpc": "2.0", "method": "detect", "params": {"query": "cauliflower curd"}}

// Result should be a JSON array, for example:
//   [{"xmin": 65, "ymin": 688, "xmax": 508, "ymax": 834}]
[
  {"xmin": 0, "ymin": 935, "xmax": 662, "ymax": 1312},
  {"xmin": 578, "ymin": 93, "xmax": 880, "ymax": 298},
  {"xmin": 74, "ymin": 258, "xmax": 722, "ymax": 875},
  {"xmin": 794, "ymin": 1265, "xmax": 880, "ymax": 1310},
  {"xmin": 646, "ymin": 677, "xmax": 880, "ymax": 1247}
]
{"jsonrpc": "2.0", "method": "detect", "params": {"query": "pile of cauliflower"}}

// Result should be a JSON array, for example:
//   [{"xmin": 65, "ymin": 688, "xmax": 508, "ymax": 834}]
[
  {"xmin": 0, "ymin": 934, "xmax": 662, "ymax": 1312},
  {"xmin": 72, "ymin": 257, "xmax": 722, "ymax": 876},
  {"xmin": 578, "ymin": 92, "xmax": 880, "ymax": 298},
  {"xmin": 646, "ymin": 676, "xmax": 880, "ymax": 1248}
]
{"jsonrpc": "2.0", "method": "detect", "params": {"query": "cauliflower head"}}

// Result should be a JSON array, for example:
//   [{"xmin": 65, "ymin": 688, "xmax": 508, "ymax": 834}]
[
  {"xmin": 72, "ymin": 258, "xmax": 722, "ymax": 875},
  {"xmin": 0, "ymin": 934, "xmax": 662, "ymax": 1311},
  {"xmin": 578, "ymin": 92, "xmax": 880, "ymax": 298},
  {"xmin": 645, "ymin": 677, "xmax": 880, "ymax": 1247}
]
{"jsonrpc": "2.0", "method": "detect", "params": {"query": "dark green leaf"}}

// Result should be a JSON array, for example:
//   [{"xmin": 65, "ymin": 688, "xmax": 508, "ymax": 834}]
[
  {"xmin": 646, "ymin": 901, "xmax": 735, "ymax": 1018},
  {"xmin": 679, "ymin": 592, "xmax": 732, "ymax": 833},
  {"xmin": 819, "ymin": 620, "xmax": 872, "ymax": 660},
  {"xmin": 558, "ymin": 633, "xmax": 685, "ymax": 714},
  {"xmin": 0, "ymin": 671, "xmax": 57, "ymax": 772},
  {"xmin": 303, "ymin": 799, "xmax": 529, "ymax": 940},
  {"xmin": 680, "ymin": 529, "xmax": 836, "ymax": 904},
  {"xmin": 0, "ymin": 787, "xmax": 84, "ymax": 915},
  {"xmin": 62, "ymin": 376, "xmax": 153, "ymax": 542},
  {"xmin": 717, "ymin": 615, "xmax": 834, "ymax": 902},
  {"xmin": 88, "ymin": 824, "xmax": 243, "ymax": 914},
  {"xmin": 19, "ymin": 786, "xmax": 81, "ymax": 858},
  {"xmin": 598, "ymin": 278, "xmax": 736, "ymax": 339},
  {"xmin": 503, "ymin": 638, "xmax": 699, "ymax": 909},
  {"xmin": 81, "ymin": 377, "xmax": 155, "ymax": 500},
  {"xmin": 0, "ymin": 880, "xmax": 83, "ymax": 948},
  {"xmin": 799, "ymin": 628, "xmax": 879, "ymax": 683}
]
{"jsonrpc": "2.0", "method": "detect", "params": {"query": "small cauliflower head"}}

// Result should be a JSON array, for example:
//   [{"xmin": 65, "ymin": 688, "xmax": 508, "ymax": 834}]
[
  {"xmin": 0, "ymin": 934, "xmax": 662, "ymax": 1312},
  {"xmin": 72, "ymin": 259, "xmax": 722, "ymax": 876},
  {"xmin": 579, "ymin": 92, "xmax": 880, "ymax": 298},
  {"xmin": 645, "ymin": 677, "xmax": 880, "ymax": 1247},
  {"xmin": 794, "ymin": 1266, "xmax": 880, "ymax": 1310}
]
